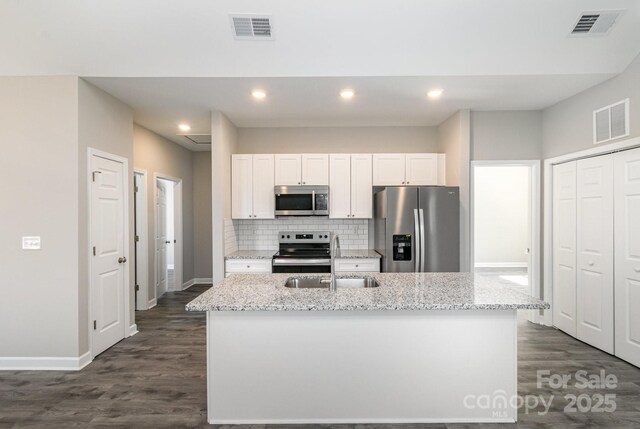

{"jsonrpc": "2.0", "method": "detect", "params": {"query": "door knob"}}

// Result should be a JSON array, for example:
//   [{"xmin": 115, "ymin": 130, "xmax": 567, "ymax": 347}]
[
  {"xmin": 118, "ymin": 257, "xmax": 127, "ymax": 264},
  {"xmin": 165, "ymin": 240, "xmax": 171, "ymax": 244}
]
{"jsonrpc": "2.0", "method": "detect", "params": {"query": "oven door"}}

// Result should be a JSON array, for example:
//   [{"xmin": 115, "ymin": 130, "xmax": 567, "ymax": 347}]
[{"xmin": 272, "ymin": 258, "xmax": 331, "ymax": 273}]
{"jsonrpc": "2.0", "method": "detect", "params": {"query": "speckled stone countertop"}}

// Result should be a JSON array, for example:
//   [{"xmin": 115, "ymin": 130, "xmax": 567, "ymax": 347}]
[
  {"xmin": 225, "ymin": 250, "xmax": 381, "ymax": 259},
  {"xmin": 186, "ymin": 273, "xmax": 549, "ymax": 312},
  {"xmin": 337, "ymin": 250, "xmax": 381, "ymax": 259},
  {"xmin": 225, "ymin": 251, "xmax": 275, "ymax": 260}
]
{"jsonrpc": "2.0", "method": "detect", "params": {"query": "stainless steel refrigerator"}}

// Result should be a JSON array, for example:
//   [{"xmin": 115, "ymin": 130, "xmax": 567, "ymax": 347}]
[{"xmin": 374, "ymin": 187, "xmax": 460, "ymax": 272}]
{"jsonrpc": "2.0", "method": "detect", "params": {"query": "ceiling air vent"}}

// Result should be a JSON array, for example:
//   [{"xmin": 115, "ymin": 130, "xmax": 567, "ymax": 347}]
[
  {"xmin": 178, "ymin": 134, "xmax": 212, "ymax": 145},
  {"xmin": 571, "ymin": 10, "xmax": 624, "ymax": 36},
  {"xmin": 593, "ymin": 99, "xmax": 630, "ymax": 145},
  {"xmin": 230, "ymin": 14, "xmax": 274, "ymax": 40}
]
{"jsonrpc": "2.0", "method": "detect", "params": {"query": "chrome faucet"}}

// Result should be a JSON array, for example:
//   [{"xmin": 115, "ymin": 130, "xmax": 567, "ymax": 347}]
[{"xmin": 330, "ymin": 234, "xmax": 341, "ymax": 291}]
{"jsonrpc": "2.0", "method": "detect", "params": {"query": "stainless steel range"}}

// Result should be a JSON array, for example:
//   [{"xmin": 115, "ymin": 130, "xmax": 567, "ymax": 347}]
[{"xmin": 272, "ymin": 231, "xmax": 331, "ymax": 273}]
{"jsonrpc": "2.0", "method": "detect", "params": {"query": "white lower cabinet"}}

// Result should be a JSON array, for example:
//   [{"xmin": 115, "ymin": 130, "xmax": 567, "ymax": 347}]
[
  {"xmin": 225, "ymin": 259, "xmax": 272, "ymax": 277},
  {"xmin": 552, "ymin": 148, "xmax": 640, "ymax": 367},
  {"xmin": 334, "ymin": 258, "xmax": 380, "ymax": 273}
]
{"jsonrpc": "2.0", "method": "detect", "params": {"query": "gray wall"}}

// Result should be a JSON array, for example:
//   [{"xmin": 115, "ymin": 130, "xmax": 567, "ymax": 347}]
[
  {"xmin": 133, "ymin": 124, "xmax": 195, "ymax": 295},
  {"xmin": 0, "ymin": 76, "xmax": 80, "ymax": 358},
  {"xmin": 543, "ymin": 53, "xmax": 640, "ymax": 159},
  {"xmin": 211, "ymin": 112, "xmax": 237, "ymax": 281},
  {"xmin": 193, "ymin": 152, "xmax": 213, "ymax": 278},
  {"xmin": 471, "ymin": 111, "xmax": 542, "ymax": 160},
  {"xmin": 236, "ymin": 126, "xmax": 438, "ymax": 153},
  {"xmin": 78, "ymin": 79, "xmax": 134, "ymax": 353}
]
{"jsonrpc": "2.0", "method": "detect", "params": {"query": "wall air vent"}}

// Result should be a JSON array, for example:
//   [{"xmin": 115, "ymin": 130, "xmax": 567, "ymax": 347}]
[
  {"xmin": 571, "ymin": 10, "xmax": 624, "ymax": 36},
  {"xmin": 593, "ymin": 99, "xmax": 630, "ymax": 145},
  {"xmin": 230, "ymin": 14, "xmax": 274, "ymax": 40},
  {"xmin": 178, "ymin": 134, "xmax": 212, "ymax": 145}
]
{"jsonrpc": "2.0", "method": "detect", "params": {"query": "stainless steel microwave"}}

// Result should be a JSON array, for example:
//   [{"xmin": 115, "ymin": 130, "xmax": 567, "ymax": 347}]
[{"xmin": 274, "ymin": 186, "xmax": 329, "ymax": 217}]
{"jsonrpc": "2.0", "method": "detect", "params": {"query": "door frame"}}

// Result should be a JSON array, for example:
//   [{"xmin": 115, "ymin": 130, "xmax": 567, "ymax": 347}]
[
  {"xmin": 134, "ymin": 169, "xmax": 149, "ymax": 310},
  {"xmin": 470, "ymin": 160, "xmax": 541, "ymax": 323},
  {"xmin": 543, "ymin": 136, "xmax": 640, "ymax": 327},
  {"xmin": 87, "ymin": 148, "xmax": 131, "ymax": 360},
  {"xmin": 153, "ymin": 173, "xmax": 184, "ymax": 295}
]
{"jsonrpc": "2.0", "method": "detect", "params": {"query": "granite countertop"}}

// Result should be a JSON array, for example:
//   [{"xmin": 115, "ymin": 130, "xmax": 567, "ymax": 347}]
[
  {"xmin": 225, "ymin": 250, "xmax": 381, "ymax": 259},
  {"xmin": 186, "ymin": 273, "xmax": 550, "ymax": 312},
  {"xmin": 225, "ymin": 251, "xmax": 275, "ymax": 260}
]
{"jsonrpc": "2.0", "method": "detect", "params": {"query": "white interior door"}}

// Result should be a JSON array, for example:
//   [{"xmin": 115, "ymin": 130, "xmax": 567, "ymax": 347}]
[
  {"xmin": 329, "ymin": 154, "xmax": 351, "ymax": 218},
  {"xmin": 576, "ymin": 155, "xmax": 614, "ymax": 353},
  {"xmin": 90, "ymin": 154, "xmax": 126, "ymax": 357},
  {"xmin": 614, "ymin": 147, "xmax": 640, "ymax": 367},
  {"xmin": 155, "ymin": 180, "xmax": 168, "ymax": 297},
  {"xmin": 553, "ymin": 161, "xmax": 577, "ymax": 337}
]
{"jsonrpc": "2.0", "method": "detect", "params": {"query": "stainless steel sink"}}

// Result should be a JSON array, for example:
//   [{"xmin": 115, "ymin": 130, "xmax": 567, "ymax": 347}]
[{"xmin": 284, "ymin": 276, "xmax": 380, "ymax": 289}]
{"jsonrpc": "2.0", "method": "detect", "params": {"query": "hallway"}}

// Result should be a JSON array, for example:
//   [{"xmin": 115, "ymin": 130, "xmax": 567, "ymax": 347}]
[{"xmin": 1, "ymin": 285, "xmax": 639, "ymax": 428}]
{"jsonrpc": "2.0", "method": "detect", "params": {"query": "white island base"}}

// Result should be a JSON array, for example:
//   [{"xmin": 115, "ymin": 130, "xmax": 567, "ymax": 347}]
[{"xmin": 206, "ymin": 309, "xmax": 518, "ymax": 424}]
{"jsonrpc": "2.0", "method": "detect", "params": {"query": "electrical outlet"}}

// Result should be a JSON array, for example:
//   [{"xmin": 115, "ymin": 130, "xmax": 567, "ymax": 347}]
[{"xmin": 22, "ymin": 236, "xmax": 41, "ymax": 250}]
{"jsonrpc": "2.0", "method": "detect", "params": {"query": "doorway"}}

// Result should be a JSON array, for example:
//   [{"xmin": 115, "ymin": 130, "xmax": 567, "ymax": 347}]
[
  {"xmin": 134, "ymin": 170, "xmax": 149, "ymax": 310},
  {"xmin": 471, "ymin": 161, "xmax": 541, "ymax": 316},
  {"xmin": 154, "ymin": 175, "xmax": 183, "ymax": 297}
]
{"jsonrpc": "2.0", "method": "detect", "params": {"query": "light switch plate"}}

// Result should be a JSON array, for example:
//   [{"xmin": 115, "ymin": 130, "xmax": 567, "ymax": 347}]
[{"xmin": 22, "ymin": 236, "xmax": 41, "ymax": 250}]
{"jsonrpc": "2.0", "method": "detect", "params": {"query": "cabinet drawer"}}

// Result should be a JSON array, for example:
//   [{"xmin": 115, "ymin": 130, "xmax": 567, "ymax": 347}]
[
  {"xmin": 334, "ymin": 258, "xmax": 380, "ymax": 272},
  {"xmin": 225, "ymin": 259, "xmax": 272, "ymax": 274}
]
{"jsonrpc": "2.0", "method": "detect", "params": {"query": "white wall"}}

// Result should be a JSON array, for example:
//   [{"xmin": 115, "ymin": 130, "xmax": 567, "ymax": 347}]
[
  {"xmin": 471, "ymin": 111, "xmax": 542, "ymax": 160},
  {"xmin": 193, "ymin": 152, "xmax": 212, "ymax": 278},
  {"xmin": 236, "ymin": 126, "xmax": 438, "ymax": 154},
  {"xmin": 543, "ymin": 53, "xmax": 640, "ymax": 159},
  {"xmin": 211, "ymin": 112, "xmax": 237, "ymax": 282},
  {"xmin": 474, "ymin": 166, "xmax": 530, "ymax": 267}
]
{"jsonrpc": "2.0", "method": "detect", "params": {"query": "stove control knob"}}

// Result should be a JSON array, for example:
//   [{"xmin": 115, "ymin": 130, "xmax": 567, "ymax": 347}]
[
  {"xmin": 324, "ymin": 235, "xmax": 328, "ymax": 239},
  {"xmin": 281, "ymin": 235, "xmax": 285, "ymax": 238},
  {"xmin": 287, "ymin": 235, "xmax": 290, "ymax": 239}
]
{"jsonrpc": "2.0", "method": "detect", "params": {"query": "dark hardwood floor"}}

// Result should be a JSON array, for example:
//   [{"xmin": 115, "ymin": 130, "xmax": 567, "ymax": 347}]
[{"xmin": 1, "ymin": 285, "xmax": 639, "ymax": 428}]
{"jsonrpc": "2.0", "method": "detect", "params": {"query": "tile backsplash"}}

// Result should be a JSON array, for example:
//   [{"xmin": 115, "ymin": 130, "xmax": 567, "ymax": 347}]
[{"xmin": 225, "ymin": 218, "xmax": 369, "ymax": 252}]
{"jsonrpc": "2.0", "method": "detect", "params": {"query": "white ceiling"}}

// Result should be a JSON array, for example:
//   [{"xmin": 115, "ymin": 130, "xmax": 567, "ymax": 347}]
[{"xmin": 4, "ymin": 0, "xmax": 640, "ymax": 150}]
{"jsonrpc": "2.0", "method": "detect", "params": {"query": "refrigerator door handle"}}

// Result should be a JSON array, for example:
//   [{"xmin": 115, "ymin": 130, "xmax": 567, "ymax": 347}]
[
  {"xmin": 419, "ymin": 208, "xmax": 426, "ymax": 272},
  {"xmin": 413, "ymin": 209, "xmax": 420, "ymax": 272}
]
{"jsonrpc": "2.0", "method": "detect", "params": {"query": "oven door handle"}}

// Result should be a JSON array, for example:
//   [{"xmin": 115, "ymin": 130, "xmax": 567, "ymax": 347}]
[{"xmin": 272, "ymin": 258, "xmax": 331, "ymax": 266}]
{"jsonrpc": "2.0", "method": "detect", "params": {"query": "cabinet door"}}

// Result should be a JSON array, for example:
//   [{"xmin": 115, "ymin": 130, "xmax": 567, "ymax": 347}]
[
  {"xmin": 302, "ymin": 154, "xmax": 329, "ymax": 185},
  {"xmin": 576, "ymin": 156, "xmax": 614, "ymax": 353},
  {"xmin": 405, "ymin": 153, "xmax": 438, "ymax": 185},
  {"xmin": 614, "ymin": 147, "xmax": 640, "ymax": 367},
  {"xmin": 552, "ymin": 161, "xmax": 577, "ymax": 337},
  {"xmin": 275, "ymin": 154, "xmax": 302, "ymax": 185},
  {"xmin": 329, "ymin": 154, "xmax": 351, "ymax": 219},
  {"xmin": 437, "ymin": 154, "xmax": 447, "ymax": 185},
  {"xmin": 351, "ymin": 154, "xmax": 373, "ymax": 218},
  {"xmin": 231, "ymin": 155, "xmax": 253, "ymax": 219},
  {"xmin": 372, "ymin": 154, "xmax": 405, "ymax": 186},
  {"xmin": 252, "ymin": 154, "xmax": 275, "ymax": 219}
]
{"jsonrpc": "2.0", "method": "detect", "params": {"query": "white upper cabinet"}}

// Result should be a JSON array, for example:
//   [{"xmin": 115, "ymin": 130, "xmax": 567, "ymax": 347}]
[
  {"xmin": 372, "ymin": 153, "xmax": 442, "ymax": 186},
  {"xmin": 372, "ymin": 154, "xmax": 405, "ymax": 186},
  {"xmin": 350, "ymin": 154, "xmax": 373, "ymax": 218},
  {"xmin": 252, "ymin": 154, "xmax": 276, "ymax": 219},
  {"xmin": 329, "ymin": 154, "xmax": 372, "ymax": 219},
  {"xmin": 405, "ymin": 153, "xmax": 438, "ymax": 185},
  {"xmin": 232, "ymin": 154, "xmax": 274, "ymax": 219},
  {"xmin": 274, "ymin": 154, "xmax": 302, "ymax": 185},
  {"xmin": 301, "ymin": 154, "xmax": 329, "ymax": 185},
  {"xmin": 275, "ymin": 154, "xmax": 329, "ymax": 186},
  {"xmin": 329, "ymin": 154, "xmax": 351, "ymax": 219}
]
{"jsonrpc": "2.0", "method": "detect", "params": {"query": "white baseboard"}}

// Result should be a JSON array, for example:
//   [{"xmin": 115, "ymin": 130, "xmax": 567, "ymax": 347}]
[
  {"xmin": 128, "ymin": 324, "xmax": 138, "ymax": 337},
  {"xmin": 0, "ymin": 351, "xmax": 92, "ymax": 371},
  {"xmin": 147, "ymin": 298, "xmax": 157, "ymax": 309},
  {"xmin": 474, "ymin": 262, "xmax": 528, "ymax": 268},
  {"xmin": 182, "ymin": 278, "xmax": 213, "ymax": 290}
]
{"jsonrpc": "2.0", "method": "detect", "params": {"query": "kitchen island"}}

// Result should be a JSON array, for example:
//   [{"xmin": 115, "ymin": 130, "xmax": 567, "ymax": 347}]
[{"xmin": 186, "ymin": 273, "xmax": 549, "ymax": 424}]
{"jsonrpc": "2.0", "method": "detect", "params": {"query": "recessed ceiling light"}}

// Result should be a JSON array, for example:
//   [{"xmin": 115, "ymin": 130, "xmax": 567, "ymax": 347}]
[
  {"xmin": 252, "ymin": 90, "xmax": 267, "ymax": 99},
  {"xmin": 340, "ymin": 89, "xmax": 355, "ymax": 99},
  {"xmin": 427, "ymin": 89, "xmax": 443, "ymax": 99},
  {"xmin": 178, "ymin": 124, "xmax": 191, "ymax": 132}
]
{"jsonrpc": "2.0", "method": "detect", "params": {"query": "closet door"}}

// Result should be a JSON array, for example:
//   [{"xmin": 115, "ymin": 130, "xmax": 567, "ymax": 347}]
[
  {"xmin": 614, "ymin": 147, "xmax": 640, "ymax": 367},
  {"xmin": 553, "ymin": 161, "xmax": 577, "ymax": 337},
  {"xmin": 576, "ymin": 156, "xmax": 614, "ymax": 353}
]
